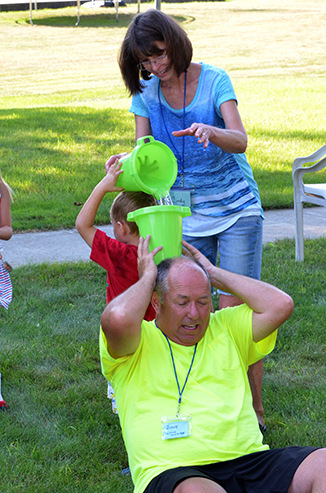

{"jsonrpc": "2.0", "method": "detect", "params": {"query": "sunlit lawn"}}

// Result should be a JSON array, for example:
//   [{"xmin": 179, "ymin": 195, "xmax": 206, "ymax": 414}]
[
  {"xmin": 0, "ymin": 0, "xmax": 325, "ymax": 230},
  {"xmin": 0, "ymin": 1, "xmax": 325, "ymax": 490},
  {"xmin": 1, "ymin": 237, "xmax": 326, "ymax": 491}
]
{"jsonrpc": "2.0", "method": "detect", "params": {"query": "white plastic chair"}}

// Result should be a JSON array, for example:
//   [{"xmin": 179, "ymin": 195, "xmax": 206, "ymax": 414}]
[{"xmin": 292, "ymin": 145, "xmax": 326, "ymax": 261}]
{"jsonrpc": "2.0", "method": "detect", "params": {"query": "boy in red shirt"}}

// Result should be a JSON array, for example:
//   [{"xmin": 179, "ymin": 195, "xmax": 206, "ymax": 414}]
[
  {"xmin": 76, "ymin": 160, "xmax": 156, "ymax": 415},
  {"xmin": 76, "ymin": 159, "xmax": 156, "ymax": 320}
]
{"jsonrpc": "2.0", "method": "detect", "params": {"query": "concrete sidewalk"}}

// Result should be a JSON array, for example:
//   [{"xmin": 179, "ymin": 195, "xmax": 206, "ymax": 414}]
[{"xmin": 4, "ymin": 207, "xmax": 326, "ymax": 268}]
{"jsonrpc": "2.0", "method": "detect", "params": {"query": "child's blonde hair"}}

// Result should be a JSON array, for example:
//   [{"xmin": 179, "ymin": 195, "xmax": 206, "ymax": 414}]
[
  {"xmin": 0, "ymin": 173, "xmax": 14, "ymax": 202},
  {"xmin": 110, "ymin": 191, "xmax": 155, "ymax": 235}
]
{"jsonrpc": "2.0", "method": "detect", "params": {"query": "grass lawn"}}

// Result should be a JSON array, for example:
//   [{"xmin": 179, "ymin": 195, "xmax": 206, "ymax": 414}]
[
  {"xmin": 1, "ymin": 237, "xmax": 326, "ymax": 490},
  {"xmin": 0, "ymin": 1, "xmax": 325, "ymax": 490},
  {"xmin": 1, "ymin": 0, "xmax": 326, "ymax": 230}
]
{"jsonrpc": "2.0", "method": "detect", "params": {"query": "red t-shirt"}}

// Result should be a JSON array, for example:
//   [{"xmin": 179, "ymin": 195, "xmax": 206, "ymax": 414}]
[{"xmin": 90, "ymin": 229, "xmax": 155, "ymax": 321}]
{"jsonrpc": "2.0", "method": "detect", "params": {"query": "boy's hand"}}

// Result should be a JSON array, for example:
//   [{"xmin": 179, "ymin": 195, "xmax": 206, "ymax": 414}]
[
  {"xmin": 98, "ymin": 160, "xmax": 124, "ymax": 193},
  {"xmin": 76, "ymin": 160, "xmax": 123, "ymax": 249},
  {"xmin": 105, "ymin": 153, "xmax": 128, "ymax": 173}
]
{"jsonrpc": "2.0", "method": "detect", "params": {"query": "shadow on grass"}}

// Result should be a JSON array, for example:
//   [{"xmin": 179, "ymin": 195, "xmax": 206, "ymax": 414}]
[
  {"xmin": 30, "ymin": 11, "xmax": 134, "ymax": 28},
  {"xmin": 25, "ymin": 10, "xmax": 193, "ymax": 28},
  {"xmin": 0, "ymin": 106, "xmax": 134, "ymax": 230},
  {"xmin": 1, "ymin": 105, "xmax": 325, "ymax": 229}
]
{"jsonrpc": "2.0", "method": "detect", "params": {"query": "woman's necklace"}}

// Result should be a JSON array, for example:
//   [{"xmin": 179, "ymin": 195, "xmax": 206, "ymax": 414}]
[{"xmin": 158, "ymin": 71, "xmax": 187, "ymax": 187}]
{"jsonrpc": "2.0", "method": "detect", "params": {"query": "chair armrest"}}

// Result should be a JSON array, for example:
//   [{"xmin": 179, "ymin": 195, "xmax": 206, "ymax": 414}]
[
  {"xmin": 293, "ymin": 156, "xmax": 326, "ymax": 180},
  {"xmin": 292, "ymin": 144, "xmax": 326, "ymax": 176}
]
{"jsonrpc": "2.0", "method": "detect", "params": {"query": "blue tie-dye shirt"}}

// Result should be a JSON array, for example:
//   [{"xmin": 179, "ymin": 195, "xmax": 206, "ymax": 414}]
[{"xmin": 130, "ymin": 63, "xmax": 262, "ymax": 235}]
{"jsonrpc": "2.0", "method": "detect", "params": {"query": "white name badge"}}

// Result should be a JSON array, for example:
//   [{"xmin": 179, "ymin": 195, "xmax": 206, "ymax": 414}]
[
  {"xmin": 161, "ymin": 415, "xmax": 192, "ymax": 440},
  {"xmin": 169, "ymin": 189, "xmax": 192, "ymax": 208}
]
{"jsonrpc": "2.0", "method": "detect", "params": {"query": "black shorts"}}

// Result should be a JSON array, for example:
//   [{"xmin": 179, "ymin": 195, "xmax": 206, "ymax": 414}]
[{"xmin": 144, "ymin": 446, "xmax": 318, "ymax": 493}]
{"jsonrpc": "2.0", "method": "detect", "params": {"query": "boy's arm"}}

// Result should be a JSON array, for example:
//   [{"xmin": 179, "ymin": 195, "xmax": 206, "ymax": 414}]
[
  {"xmin": 75, "ymin": 161, "xmax": 123, "ymax": 248},
  {"xmin": 100, "ymin": 236, "xmax": 162, "ymax": 358},
  {"xmin": 182, "ymin": 240, "xmax": 294, "ymax": 343}
]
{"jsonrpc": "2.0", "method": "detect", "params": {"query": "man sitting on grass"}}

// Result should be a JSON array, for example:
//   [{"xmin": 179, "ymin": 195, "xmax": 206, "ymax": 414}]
[{"xmin": 99, "ymin": 237, "xmax": 326, "ymax": 493}]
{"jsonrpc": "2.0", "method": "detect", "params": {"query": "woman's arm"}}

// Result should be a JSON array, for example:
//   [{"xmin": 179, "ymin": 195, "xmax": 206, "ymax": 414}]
[
  {"xmin": 135, "ymin": 115, "xmax": 152, "ymax": 143},
  {"xmin": 172, "ymin": 100, "xmax": 247, "ymax": 154}
]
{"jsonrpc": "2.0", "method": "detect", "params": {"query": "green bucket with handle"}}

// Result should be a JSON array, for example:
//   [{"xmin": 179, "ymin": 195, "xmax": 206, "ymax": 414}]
[
  {"xmin": 117, "ymin": 136, "xmax": 178, "ymax": 199},
  {"xmin": 127, "ymin": 205, "xmax": 191, "ymax": 265}
]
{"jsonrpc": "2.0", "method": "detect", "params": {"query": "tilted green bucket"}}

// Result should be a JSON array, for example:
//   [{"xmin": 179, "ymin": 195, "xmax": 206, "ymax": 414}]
[
  {"xmin": 117, "ymin": 136, "xmax": 177, "ymax": 199},
  {"xmin": 127, "ymin": 205, "xmax": 191, "ymax": 265}
]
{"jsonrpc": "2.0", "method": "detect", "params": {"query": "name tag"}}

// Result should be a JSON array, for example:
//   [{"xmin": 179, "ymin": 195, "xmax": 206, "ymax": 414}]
[
  {"xmin": 161, "ymin": 415, "xmax": 192, "ymax": 440},
  {"xmin": 169, "ymin": 189, "xmax": 192, "ymax": 208}
]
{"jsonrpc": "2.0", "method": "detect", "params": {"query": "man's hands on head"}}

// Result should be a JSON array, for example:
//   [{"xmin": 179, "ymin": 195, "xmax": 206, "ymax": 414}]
[
  {"xmin": 182, "ymin": 239, "xmax": 294, "ymax": 340},
  {"xmin": 100, "ymin": 237, "xmax": 162, "ymax": 359},
  {"xmin": 182, "ymin": 240, "xmax": 214, "ymax": 276},
  {"xmin": 138, "ymin": 235, "xmax": 163, "ymax": 282}
]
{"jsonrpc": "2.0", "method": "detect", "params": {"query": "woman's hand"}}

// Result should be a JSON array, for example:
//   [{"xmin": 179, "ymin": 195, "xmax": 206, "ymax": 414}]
[
  {"xmin": 172, "ymin": 123, "xmax": 211, "ymax": 148},
  {"xmin": 172, "ymin": 101, "xmax": 248, "ymax": 154},
  {"xmin": 182, "ymin": 240, "xmax": 214, "ymax": 275}
]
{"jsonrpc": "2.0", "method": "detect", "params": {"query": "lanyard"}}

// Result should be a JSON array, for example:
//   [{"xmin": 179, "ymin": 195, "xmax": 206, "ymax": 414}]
[
  {"xmin": 158, "ymin": 71, "xmax": 187, "ymax": 187},
  {"xmin": 163, "ymin": 332, "xmax": 197, "ymax": 417}
]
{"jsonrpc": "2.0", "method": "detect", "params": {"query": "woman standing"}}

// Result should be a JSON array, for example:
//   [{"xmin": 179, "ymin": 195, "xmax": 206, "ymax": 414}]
[{"xmin": 110, "ymin": 9, "xmax": 265, "ymax": 432}]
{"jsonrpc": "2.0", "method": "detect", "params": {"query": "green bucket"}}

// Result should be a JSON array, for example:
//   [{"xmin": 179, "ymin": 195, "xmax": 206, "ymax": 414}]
[
  {"xmin": 117, "ymin": 136, "xmax": 178, "ymax": 199},
  {"xmin": 127, "ymin": 205, "xmax": 191, "ymax": 265}
]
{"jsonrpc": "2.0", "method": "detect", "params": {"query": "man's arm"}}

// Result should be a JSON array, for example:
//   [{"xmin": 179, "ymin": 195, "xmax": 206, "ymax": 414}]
[
  {"xmin": 182, "ymin": 240, "xmax": 294, "ymax": 342},
  {"xmin": 100, "ymin": 236, "xmax": 162, "ymax": 358},
  {"xmin": 75, "ymin": 161, "xmax": 123, "ymax": 248}
]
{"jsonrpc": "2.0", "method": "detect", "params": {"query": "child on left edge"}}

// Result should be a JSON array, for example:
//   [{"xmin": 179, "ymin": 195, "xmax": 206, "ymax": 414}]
[
  {"xmin": 0, "ymin": 172, "xmax": 13, "ymax": 311},
  {"xmin": 0, "ymin": 172, "xmax": 13, "ymax": 410}
]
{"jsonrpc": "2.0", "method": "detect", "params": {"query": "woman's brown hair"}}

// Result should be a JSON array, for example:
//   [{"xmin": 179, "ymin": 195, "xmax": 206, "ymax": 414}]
[{"xmin": 119, "ymin": 9, "xmax": 193, "ymax": 95}]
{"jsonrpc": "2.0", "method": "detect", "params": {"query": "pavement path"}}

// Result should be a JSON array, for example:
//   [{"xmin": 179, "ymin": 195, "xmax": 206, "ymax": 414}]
[{"xmin": 4, "ymin": 207, "xmax": 326, "ymax": 268}]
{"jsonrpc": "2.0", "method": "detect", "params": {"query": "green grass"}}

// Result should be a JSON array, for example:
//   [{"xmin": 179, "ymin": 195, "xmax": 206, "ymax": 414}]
[
  {"xmin": 261, "ymin": 238, "xmax": 326, "ymax": 447},
  {"xmin": 0, "ymin": 261, "xmax": 133, "ymax": 492},
  {"xmin": 1, "ymin": 1, "xmax": 325, "ymax": 488},
  {"xmin": 1, "ymin": 0, "xmax": 326, "ymax": 230},
  {"xmin": 1, "ymin": 238, "xmax": 326, "ymax": 490},
  {"xmin": 1, "ymin": 106, "xmax": 133, "ymax": 229}
]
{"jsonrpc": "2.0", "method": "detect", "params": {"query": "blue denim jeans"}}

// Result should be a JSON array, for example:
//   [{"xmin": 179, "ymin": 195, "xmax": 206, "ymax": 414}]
[{"xmin": 183, "ymin": 216, "xmax": 263, "ymax": 295}]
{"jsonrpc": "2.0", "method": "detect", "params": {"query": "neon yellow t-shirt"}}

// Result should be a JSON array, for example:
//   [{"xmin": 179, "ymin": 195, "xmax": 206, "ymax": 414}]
[{"xmin": 100, "ymin": 304, "xmax": 277, "ymax": 493}]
